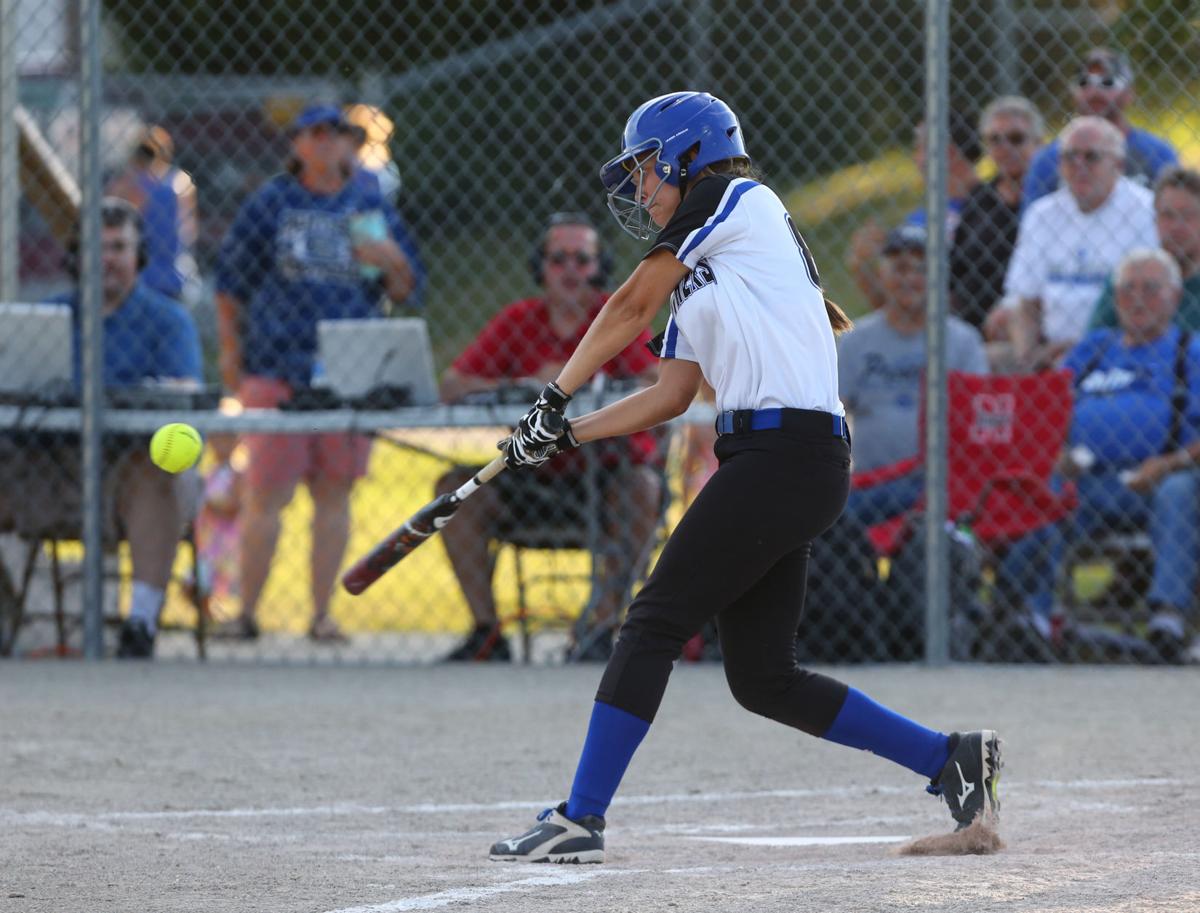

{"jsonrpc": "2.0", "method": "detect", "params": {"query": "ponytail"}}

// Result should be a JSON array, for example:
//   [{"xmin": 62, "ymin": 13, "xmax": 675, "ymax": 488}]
[{"xmin": 824, "ymin": 296, "xmax": 853, "ymax": 335}]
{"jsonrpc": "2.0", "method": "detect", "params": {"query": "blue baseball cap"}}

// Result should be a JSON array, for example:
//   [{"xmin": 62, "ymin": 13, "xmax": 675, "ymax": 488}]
[{"xmin": 288, "ymin": 104, "xmax": 349, "ymax": 136}]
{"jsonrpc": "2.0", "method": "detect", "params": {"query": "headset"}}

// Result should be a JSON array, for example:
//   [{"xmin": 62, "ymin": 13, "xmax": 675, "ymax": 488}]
[
  {"xmin": 63, "ymin": 197, "xmax": 149, "ymax": 279},
  {"xmin": 528, "ymin": 211, "xmax": 613, "ymax": 289}
]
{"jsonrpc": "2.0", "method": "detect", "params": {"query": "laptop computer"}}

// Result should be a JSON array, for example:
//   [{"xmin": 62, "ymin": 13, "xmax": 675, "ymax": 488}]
[
  {"xmin": 316, "ymin": 317, "xmax": 439, "ymax": 406},
  {"xmin": 0, "ymin": 302, "xmax": 74, "ymax": 397}
]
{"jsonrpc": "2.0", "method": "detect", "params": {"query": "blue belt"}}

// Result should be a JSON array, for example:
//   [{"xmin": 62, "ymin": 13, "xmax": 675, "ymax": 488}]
[{"xmin": 715, "ymin": 407, "xmax": 848, "ymax": 438}]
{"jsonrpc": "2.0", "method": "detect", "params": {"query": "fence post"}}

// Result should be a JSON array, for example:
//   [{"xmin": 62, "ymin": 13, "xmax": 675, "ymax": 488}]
[
  {"xmin": 0, "ymin": 1, "xmax": 17, "ymax": 301},
  {"xmin": 923, "ymin": 0, "xmax": 950, "ymax": 666},
  {"xmin": 79, "ymin": 0, "xmax": 105, "ymax": 660}
]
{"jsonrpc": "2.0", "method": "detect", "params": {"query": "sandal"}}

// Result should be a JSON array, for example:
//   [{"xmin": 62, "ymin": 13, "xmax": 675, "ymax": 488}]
[
  {"xmin": 308, "ymin": 616, "xmax": 349, "ymax": 643},
  {"xmin": 210, "ymin": 616, "xmax": 260, "ymax": 641}
]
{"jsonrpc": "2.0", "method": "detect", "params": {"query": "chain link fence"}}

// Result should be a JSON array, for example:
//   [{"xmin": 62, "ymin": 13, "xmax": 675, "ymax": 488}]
[{"xmin": 1, "ymin": 0, "xmax": 1197, "ymax": 664}]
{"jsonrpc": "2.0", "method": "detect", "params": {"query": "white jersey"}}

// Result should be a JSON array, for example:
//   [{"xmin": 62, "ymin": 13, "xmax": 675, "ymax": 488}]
[
  {"xmin": 1003, "ymin": 176, "xmax": 1157, "ymax": 344},
  {"xmin": 649, "ymin": 174, "xmax": 843, "ymax": 416}
]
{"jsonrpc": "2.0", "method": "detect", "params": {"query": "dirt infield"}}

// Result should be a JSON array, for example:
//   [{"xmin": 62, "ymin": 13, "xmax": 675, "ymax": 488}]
[{"xmin": 3, "ymin": 663, "xmax": 1198, "ymax": 912}]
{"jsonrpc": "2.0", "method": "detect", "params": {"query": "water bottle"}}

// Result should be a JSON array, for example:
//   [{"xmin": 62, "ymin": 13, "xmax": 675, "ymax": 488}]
[
  {"xmin": 311, "ymin": 358, "xmax": 329, "ymax": 388},
  {"xmin": 349, "ymin": 209, "xmax": 387, "ymax": 280}
]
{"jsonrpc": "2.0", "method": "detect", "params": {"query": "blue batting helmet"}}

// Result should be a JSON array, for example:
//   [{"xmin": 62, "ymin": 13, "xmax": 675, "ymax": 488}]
[{"xmin": 599, "ymin": 92, "xmax": 749, "ymax": 239}]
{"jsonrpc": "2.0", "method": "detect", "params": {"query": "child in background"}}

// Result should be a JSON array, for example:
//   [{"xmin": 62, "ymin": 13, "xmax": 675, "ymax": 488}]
[{"xmin": 195, "ymin": 420, "xmax": 244, "ymax": 610}]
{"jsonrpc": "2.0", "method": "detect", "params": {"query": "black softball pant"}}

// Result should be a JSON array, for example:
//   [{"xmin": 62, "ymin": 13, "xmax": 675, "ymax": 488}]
[{"xmin": 596, "ymin": 425, "xmax": 852, "ymax": 735}]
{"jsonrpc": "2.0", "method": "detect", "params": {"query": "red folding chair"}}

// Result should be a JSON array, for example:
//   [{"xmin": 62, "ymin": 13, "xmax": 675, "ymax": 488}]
[{"xmin": 852, "ymin": 369, "xmax": 1079, "ymax": 556}]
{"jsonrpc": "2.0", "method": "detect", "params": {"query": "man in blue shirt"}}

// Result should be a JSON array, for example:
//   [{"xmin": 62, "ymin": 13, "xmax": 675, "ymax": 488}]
[
  {"xmin": 1001, "ymin": 248, "xmax": 1200, "ymax": 662},
  {"xmin": 50, "ymin": 201, "xmax": 202, "ymax": 387},
  {"xmin": 1023, "ymin": 48, "xmax": 1177, "ymax": 207},
  {"xmin": 0, "ymin": 198, "xmax": 204, "ymax": 658}
]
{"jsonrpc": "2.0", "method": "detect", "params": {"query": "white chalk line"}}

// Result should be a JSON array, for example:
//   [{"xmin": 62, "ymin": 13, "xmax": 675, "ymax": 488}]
[
  {"xmin": 320, "ymin": 868, "xmax": 644, "ymax": 913},
  {"xmin": 687, "ymin": 835, "xmax": 911, "ymax": 847},
  {"xmin": 318, "ymin": 849, "xmax": 921, "ymax": 913},
  {"xmin": 2, "ymin": 777, "xmax": 1184, "ymax": 830}
]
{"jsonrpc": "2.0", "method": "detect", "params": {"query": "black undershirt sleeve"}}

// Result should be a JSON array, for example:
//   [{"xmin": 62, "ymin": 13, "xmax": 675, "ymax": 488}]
[{"xmin": 644, "ymin": 174, "xmax": 736, "ymax": 260}]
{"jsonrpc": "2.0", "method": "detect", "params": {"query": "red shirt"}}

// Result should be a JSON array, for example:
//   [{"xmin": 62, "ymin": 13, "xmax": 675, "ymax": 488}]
[{"xmin": 452, "ymin": 295, "xmax": 660, "ymax": 467}]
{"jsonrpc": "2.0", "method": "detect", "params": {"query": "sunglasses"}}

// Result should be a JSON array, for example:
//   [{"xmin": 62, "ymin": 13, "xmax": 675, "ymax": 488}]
[
  {"xmin": 1077, "ymin": 73, "xmax": 1124, "ymax": 89},
  {"xmin": 985, "ymin": 130, "xmax": 1030, "ymax": 147},
  {"xmin": 1062, "ymin": 148, "xmax": 1113, "ymax": 166},
  {"xmin": 546, "ymin": 251, "xmax": 596, "ymax": 267},
  {"xmin": 1117, "ymin": 280, "xmax": 1169, "ymax": 296}
]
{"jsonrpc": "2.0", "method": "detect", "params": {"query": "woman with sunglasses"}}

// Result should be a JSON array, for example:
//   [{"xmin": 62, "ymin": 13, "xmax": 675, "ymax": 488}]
[
  {"xmin": 214, "ymin": 104, "xmax": 424, "ymax": 645},
  {"xmin": 952, "ymin": 96, "xmax": 1045, "ymax": 332},
  {"xmin": 489, "ymin": 92, "xmax": 1001, "ymax": 864}
]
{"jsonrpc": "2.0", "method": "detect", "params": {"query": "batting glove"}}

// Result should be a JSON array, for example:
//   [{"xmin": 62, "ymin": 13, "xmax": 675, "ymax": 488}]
[
  {"xmin": 538, "ymin": 381, "xmax": 571, "ymax": 408},
  {"xmin": 499, "ymin": 398, "xmax": 579, "ymax": 470}
]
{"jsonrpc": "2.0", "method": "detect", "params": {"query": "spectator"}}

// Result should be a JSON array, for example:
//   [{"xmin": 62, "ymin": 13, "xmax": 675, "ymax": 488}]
[
  {"xmin": 847, "ymin": 108, "xmax": 981, "ymax": 311},
  {"xmin": 1090, "ymin": 166, "xmax": 1200, "ymax": 332},
  {"xmin": 195, "ymin": 399, "xmax": 245, "ymax": 610},
  {"xmin": 950, "ymin": 96, "xmax": 1044, "ymax": 330},
  {"xmin": 1024, "ymin": 48, "xmax": 1178, "ymax": 207},
  {"xmin": 106, "ymin": 125, "xmax": 197, "ymax": 301},
  {"xmin": 0, "ymin": 198, "xmax": 203, "ymax": 658},
  {"xmin": 437, "ymin": 214, "xmax": 662, "ymax": 662},
  {"xmin": 838, "ymin": 224, "xmax": 989, "ymax": 525},
  {"xmin": 1001, "ymin": 249, "xmax": 1200, "ymax": 663},
  {"xmin": 213, "ymin": 104, "xmax": 424, "ymax": 643},
  {"xmin": 997, "ymin": 116, "xmax": 1157, "ymax": 371}
]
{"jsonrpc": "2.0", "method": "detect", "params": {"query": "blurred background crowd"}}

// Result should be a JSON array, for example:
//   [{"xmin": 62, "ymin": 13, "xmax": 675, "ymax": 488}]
[{"xmin": 2, "ymin": 0, "xmax": 1198, "ymax": 665}]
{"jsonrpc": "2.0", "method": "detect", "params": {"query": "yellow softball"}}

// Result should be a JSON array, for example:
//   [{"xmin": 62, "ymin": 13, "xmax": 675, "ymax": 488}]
[{"xmin": 149, "ymin": 422, "xmax": 203, "ymax": 474}]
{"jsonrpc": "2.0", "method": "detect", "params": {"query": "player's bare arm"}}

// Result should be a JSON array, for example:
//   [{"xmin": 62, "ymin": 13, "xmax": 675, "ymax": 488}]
[
  {"xmin": 554, "ymin": 249, "xmax": 688, "ymax": 395},
  {"xmin": 570, "ymin": 358, "xmax": 702, "ymax": 444}
]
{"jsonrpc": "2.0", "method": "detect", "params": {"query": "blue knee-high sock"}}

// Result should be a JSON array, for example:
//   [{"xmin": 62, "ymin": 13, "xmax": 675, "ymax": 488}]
[
  {"xmin": 565, "ymin": 701, "xmax": 651, "ymax": 821},
  {"xmin": 822, "ymin": 687, "xmax": 951, "ymax": 781}
]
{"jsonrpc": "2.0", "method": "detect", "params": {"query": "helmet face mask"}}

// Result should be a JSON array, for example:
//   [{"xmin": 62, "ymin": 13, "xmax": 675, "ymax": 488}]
[
  {"xmin": 598, "ymin": 92, "xmax": 749, "ymax": 241},
  {"xmin": 600, "ymin": 139, "xmax": 670, "ymax": 240}
]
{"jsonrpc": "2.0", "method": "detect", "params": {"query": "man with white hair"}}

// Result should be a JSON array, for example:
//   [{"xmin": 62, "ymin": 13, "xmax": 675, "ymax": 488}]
[
  {"xmin": 1000, "ymin": 115, "xmax": 1157, "ymax": 370},
  {"xmin": 1089, "ymin": 166, "xmax": 1200, "ymax": 332},
  {"xmin": 1001, "ymin": 247, "xmax": 1200, "ymax": 663}
]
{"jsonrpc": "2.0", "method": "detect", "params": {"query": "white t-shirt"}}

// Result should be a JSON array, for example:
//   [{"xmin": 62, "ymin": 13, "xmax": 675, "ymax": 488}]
[
  {"xmin": 649, "ymin": 175, "xmax": 843, "ymax": 416},
  {"xmin": 1003, "ymin": 176, "xmax": 1157, "ymax": 344}
]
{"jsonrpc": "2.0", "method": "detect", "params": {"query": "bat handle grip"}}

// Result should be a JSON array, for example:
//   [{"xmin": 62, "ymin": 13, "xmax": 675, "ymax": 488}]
[
  {"xmin": 474, "ymin": 454, "xmax": 508, "ymax": 485},
  {"xmin": 450, "ymin": 455, "xmax": 507, "ymax": 503}
]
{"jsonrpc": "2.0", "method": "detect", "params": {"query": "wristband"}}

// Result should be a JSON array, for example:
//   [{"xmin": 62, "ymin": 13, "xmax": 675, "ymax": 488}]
[{"xmin": 539, "ymin": 382, "xmax": 572, "ymax": 412}]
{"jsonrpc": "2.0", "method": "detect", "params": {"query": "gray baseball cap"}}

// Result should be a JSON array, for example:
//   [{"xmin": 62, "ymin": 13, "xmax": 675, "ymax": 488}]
[{"xmin": 882, "ymin": 224, "xmax": 927, "ymax": 256}]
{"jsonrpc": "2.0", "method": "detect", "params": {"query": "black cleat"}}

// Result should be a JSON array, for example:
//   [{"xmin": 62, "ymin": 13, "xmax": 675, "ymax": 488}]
[
  {"xmin": 489, "ymin": 802, "xmax": 605, "ymax": 863},
  {"xmin": 444, "ymin": 625, "xmax": 511, "ymax": 662},
  {"xmin": 1147, "ymin": 608, "xmax": 1188, "ymax": 664},
  {"xmin": 116, "ymin": 618, "xmax": 155, "ymax": 659},
  {"xmin": 929, "ymin": 730, "xmax": 1002, "ymax": 830}
]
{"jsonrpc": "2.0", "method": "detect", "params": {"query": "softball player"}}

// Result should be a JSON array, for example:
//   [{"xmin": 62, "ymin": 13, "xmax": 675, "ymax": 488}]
[{"xmin": 491, "ymin": 92, "xmax": 1001, "ymax": 863}]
